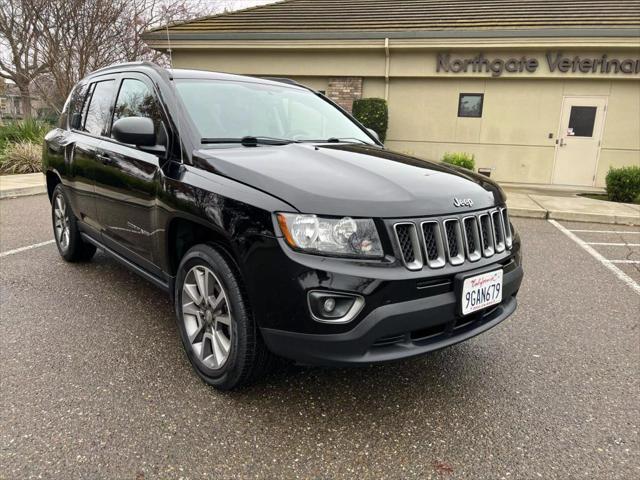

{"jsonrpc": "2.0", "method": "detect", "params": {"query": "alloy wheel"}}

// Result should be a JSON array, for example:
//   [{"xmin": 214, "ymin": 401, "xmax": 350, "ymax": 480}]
[
  {"xmin": 53, "ymin": 192, "xmax": 70, "ymax": 251},
  {"xmin": 182, "ymin": 265, "xmax": 233, "ymax": 369}
]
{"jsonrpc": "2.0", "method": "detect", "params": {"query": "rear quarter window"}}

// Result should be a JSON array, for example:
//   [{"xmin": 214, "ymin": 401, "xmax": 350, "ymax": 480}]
[{"xmin": 64, "ymin": 83, "xmax": 89, "ymax": 129}]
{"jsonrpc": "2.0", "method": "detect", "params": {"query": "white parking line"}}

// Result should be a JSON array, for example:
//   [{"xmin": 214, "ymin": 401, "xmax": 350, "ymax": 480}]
[
  {"xmin": 0, "ymin": 240, "xmax": 55, "ymax": 258},
  {"xmin": 549, "ymin": 220, "xmax": 640, "ymax": 295},
  {"xmin": 569, "ymin": 229, "xmax": 640, "ymax": 234},
  {"xmin": 586, "ymin": 242, "xmax": 640, "ymax": 247},
  {"xmin": 610, "ymin": 260, "xmax": 640, "ymax": 264}
]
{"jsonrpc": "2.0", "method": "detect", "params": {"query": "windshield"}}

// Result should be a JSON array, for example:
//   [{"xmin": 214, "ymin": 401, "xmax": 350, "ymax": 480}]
[{"xmin": 174, "ymin": 79, "xmax": 375, "ymax": 144}]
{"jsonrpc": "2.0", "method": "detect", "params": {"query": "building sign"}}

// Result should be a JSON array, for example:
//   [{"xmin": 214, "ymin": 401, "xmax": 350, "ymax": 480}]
[{"xmin": 437, "ymin": 52, "xmax": 640, "ymax": 77}]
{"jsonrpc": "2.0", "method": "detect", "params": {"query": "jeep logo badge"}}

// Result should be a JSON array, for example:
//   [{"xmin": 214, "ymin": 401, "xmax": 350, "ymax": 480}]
[{"xmin": 453, "ymin": 198, "xmax": 474, "ymax": 208}]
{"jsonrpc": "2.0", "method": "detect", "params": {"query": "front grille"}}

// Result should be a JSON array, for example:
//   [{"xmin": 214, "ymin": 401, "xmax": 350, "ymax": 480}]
[
  {"xmin": 479, "ymin": 213, "xmax": 495, "ymax": 257},
  {"xmin": 393, "ymin": 223, "xmax": 423, "ymax": 270},
  {"xmin": 422, "ymin": 222, "xmax": 439, "ymax": 260},
  {"xmin": 393, "ymin": 208, "xmax": 513, "ymax": 271},
  {"xmin": 395, "ymin": 224, "xmax": 415, "ymax": 263},
  {"xmin": 462, "ymin": 216, "xmax": 481, "ymax": 262},
  {"xmin": 445, "ymin": 221, "xmax": 459, "ymax": 257}
]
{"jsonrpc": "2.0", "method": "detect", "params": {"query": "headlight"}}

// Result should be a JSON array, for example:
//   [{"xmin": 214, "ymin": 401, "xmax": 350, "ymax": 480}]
[{"xmin": 277, "ymin": 213, "xmax": 384, "ymax": 258}]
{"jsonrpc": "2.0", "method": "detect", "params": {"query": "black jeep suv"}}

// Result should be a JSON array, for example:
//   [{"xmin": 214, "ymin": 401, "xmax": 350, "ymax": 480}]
[{"xmin": 43, "ymin": 62, "xmax": 523, "ymax": 390}]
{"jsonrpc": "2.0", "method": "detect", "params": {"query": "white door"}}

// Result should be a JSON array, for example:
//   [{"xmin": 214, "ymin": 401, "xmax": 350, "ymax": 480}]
[{"xmin": 553, "ymin": 96, "xmax": 607, "ymax": 186}]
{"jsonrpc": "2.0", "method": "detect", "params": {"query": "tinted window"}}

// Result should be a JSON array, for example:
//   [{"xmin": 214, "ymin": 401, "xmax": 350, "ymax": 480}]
[
  {"xmin": 568, "ymin": 106, "xmax": 597, "ymax": 137},
  {"xmin": 458, "ymin": 93, "xmax": 484, "ymax": 118},
  {"xmin": 84, "ymin": 80, "xmax": 115, "ymax": 136},
  {"xmin": 113, "ymin": 79, "xmax": 163, "ymax": 126},
  {"xmin": 63, "ymin": 83, "xmax": 89, "ymax": 129}
]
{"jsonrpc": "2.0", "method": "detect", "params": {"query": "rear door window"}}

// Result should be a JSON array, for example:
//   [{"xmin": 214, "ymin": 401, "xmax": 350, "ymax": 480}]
[{"xmin": 83, "ymin": 80, "xmax": 116, "ymax": 136}]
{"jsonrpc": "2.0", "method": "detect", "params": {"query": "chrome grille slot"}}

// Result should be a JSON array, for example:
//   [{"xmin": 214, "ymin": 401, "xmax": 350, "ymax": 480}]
[
  {"xmin": 393, "ymin": 223, "xmax": 423, "ymax": 271},
  {"xmin": 491, "ymin": 210, "xmax": 506, "ymax": 253},
  {"xmin": 443, "ymin": 219, "xmax": 465, "ymax": 265},
  {"xmin": 462, "ymin": 216, "xmax": 481, "ymax": 262},
  {"xmin": 478, "ymin": 213, "xmax": 495, "ymax": 257},
  {"xmin": 501, "ymin": 208, "xmax": 513, "ymax": 248},
  {"xmin": 420, "ymin": 221, "xmax": 445, "ymax": 268}
]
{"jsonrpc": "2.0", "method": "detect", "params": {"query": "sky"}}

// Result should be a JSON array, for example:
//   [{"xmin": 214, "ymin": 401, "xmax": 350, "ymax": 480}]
[{"xmin": 216, "ymin": 0, "xmax": 279, "ymax": 12}]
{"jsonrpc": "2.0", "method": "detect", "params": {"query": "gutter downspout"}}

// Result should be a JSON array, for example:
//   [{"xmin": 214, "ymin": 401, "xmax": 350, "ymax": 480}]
[{"xmin": 384, "ymin": 37, "xmax": 390, "ymax": 101}]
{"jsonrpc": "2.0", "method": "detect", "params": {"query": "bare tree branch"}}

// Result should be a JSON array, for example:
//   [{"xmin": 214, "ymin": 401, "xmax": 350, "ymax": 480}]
[{"xmin": 2, "ymin": 0, "xmax": 225, "ymax": 117}]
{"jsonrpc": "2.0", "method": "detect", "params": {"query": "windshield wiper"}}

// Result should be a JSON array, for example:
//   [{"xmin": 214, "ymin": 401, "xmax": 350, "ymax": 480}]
[
  {"xmin": 325, "ymin": 137, "xmax": 370, "ymax": 144},
  {"xmin": 201, "ymin": 136, "xmax": 296, "ymax": 146}
]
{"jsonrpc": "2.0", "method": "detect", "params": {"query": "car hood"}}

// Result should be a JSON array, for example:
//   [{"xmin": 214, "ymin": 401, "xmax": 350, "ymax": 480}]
[{"xmin": 194, "ymin": 143, "xmax": 505, "ymax": 218}]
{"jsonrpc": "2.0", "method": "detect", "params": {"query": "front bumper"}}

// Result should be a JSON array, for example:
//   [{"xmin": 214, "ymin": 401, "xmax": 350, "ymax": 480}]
[{"xmin": 260, "ymin": 263, "xmax": 523, "ymax": 366}]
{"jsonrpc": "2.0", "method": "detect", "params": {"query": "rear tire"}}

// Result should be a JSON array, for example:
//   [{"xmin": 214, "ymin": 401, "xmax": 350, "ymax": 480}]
[
  {"xmin": 51, "ymin": 184, "xmax": 96, "ymax": 262},
  {"xmin": 174, "ymin": 244, "xmax": 273, "ymax": 390}
]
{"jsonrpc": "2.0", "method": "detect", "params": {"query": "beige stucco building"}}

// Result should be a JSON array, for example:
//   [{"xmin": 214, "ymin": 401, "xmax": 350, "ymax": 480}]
[{"xmin": 145, "ymin": 0, "xmax": 640, "ymax": 188}]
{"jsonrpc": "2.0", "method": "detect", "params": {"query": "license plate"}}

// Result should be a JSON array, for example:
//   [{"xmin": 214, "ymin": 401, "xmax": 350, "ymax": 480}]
[{"xmin": 461, "ymin": 269, "xmax": 503, "ymax": 316}]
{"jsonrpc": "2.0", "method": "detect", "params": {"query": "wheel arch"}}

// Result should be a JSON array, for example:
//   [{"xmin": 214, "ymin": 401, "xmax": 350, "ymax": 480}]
[
  {"xmin": 165, "ymin": 215, "xmax": 241, "ymax": 278},
  {"xmin": 45, "ymin": 169, "xmax": 63, "ymax": 201}
]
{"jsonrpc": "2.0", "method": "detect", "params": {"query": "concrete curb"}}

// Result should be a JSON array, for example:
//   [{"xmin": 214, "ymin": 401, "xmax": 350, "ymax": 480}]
[
  {"xmin": 547, "ymin": 210, "xmax": 639, "ymax": 226},
  {"xmin": 506, "ymin": 207, "xmax": 547, "ymax": 219},
  {"xmin": 0, "ymin": 185, "xmax": 47, "ymax": 199},
  {"xmin": 510, "ymin": 208, "xmax": 640, "ymax": 226}
]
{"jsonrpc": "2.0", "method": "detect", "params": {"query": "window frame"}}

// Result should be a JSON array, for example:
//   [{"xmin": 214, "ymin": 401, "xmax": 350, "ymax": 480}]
[{"xmin": 457, "ymin": 93, "xmax": 484, "ymax": 118}]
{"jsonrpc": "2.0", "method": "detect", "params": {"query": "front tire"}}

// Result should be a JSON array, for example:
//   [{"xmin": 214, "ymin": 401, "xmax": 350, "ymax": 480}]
[
  {"xmin": 174, "ymin": 244, "xmax": 273, "ymax": 390},
  {"xmin": 51, "ymin": 184, "xmax": 96, "ymax": 262}
]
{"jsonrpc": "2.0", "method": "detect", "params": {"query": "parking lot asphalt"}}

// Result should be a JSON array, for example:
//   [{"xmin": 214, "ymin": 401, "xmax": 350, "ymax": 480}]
[{"xmin": 1, "ymin": 194, "xmax": 639, "ymax": 480}]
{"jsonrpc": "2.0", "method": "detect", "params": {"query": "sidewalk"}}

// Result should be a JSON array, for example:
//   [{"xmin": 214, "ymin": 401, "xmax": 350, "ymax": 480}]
[
  {"xmin": 0, "ymin": 173, "xmax": 638, "ymax": 225},
  {"xmin": 504, "ymin": 188, "xmax": 639, "ymax": 226},
  {"xmin": 0, "ymin": 173, "xmax": 46, "ymax": 199}
]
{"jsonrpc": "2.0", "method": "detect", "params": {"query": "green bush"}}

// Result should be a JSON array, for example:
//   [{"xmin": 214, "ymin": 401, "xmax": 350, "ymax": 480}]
[
  {"xmin": 0, "ymin": 141, "xmax": 42, "ymax": 174},
  {"xmin": 606, "ymin": 165, "xmax": 640, "ymax": 204},
  {"xmin": 0, "ymin": 119, "xmax": 50, "ymax": 151},
  {"xmin": 352, "ymin": 98, "xmax": 388, "ymax": 142},
  {"xmin": 442, "ymin": 152, "xmax": 475, "ymax": 171}
]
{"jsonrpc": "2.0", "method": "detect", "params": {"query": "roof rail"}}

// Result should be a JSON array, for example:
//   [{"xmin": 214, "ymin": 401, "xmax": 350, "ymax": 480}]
[{"xmin": 89, "ymin": 61, "xmax": 166, "ymax": 76}]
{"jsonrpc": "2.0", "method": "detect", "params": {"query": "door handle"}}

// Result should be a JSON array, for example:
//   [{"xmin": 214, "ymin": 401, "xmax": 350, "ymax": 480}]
[
  {"xmin": 97, "ymin": 153, "xmax": 114, "ymax": 164},
  {"xmin": 559, "ymin": 138, "xmax": 566, "ymax": 147}
]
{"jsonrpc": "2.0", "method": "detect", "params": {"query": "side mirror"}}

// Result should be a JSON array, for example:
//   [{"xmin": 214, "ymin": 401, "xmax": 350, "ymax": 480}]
[
  {"xmin": 366, "ymin": 128, "xmax": 380, "ymax": 143},
  {"xmin": 70, "ymin": 112, "xmax": 82, "ymax": 130},
  {"xmin": 112, "ymin": 117, "xmax": 156, "ymax": 147}
]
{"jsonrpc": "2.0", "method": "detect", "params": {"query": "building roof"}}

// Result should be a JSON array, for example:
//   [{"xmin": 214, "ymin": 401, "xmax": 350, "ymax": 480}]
[{"xmin": 146, "ymin": 0, "xmax": 640, "ymax": 40}]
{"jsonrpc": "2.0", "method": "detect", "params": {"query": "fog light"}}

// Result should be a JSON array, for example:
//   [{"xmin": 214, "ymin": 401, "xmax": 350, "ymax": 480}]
[
  {"xmin": 323, "ymin": 298, "xmax": 336, "ymax": 313},
  {"xmin": 308, "ymin": 291, "xmax": 365, "ymax": 324}
]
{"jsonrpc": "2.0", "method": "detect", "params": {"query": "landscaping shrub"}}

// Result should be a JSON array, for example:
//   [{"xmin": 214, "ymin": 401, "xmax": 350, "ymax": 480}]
[
  {"xmin": 442, "ymin": 152, "xmax": 475, "ymax": 171},
  {"xmin": 0, "ymin": 119, "xmax": 49, "ymax": 151},
  {"xmin": 352, "ymin": 98, "xmax": 388, "ymax": 142},
  {"xmin": 0, "ymin": 141, "xmax": 43, "ymax": 174},
  {"xmin": 606, "ymin": 165, "xmax": 640, "ymax": 204}
]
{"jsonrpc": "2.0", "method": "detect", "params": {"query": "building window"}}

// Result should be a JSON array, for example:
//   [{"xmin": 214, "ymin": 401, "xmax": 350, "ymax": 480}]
[
  {"xmin": 567, "ymin": 106, "xmax": 597, "ymax": 137},
  {"xmin": 458, "ymin": 93, "xmax": 484, "ymax": 118}
]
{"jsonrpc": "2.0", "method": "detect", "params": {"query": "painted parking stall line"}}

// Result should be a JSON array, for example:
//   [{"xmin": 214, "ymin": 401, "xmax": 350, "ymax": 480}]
[
  {"xmin": 586, "ymin": 242, "xmax": 640, "ymax": 247},
  {"xmin": 568, "ymin": 229, "xmax": 640, "ymax": 235},
  {"xmin": 0, "ymin": 240, "xmax": 55, "ymax": 258},
  {"xmin": 548, "ymin": 220, "xmax": 640, "ymax": 295}
]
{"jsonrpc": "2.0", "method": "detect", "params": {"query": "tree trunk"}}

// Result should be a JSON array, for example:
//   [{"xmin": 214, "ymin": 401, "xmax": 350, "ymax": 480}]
[{"xmin": 17, "ymin": 85, "xmax": 32, "ymax": 119}]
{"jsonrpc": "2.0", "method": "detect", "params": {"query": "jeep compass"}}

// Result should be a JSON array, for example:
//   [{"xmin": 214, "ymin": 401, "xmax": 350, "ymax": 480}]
[{"xmin": 43, "ymin": 62, "xmax": 523, "ymax": 390}]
